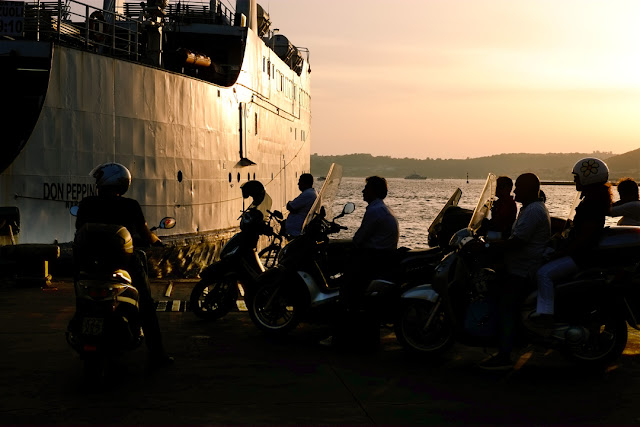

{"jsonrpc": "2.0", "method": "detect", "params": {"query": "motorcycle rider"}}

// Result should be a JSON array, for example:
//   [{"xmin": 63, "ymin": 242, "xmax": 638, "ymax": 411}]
[
  {"xmin": 75, "ymin": 162, "xmax": 173, "ymax": 368},
  {"xmin": 285, "ymin": 173, "xmax": 318, "ymax": 237},
  {"xmin": 486, "ymin": 176, "xmax": 517, "ymax": 238},
  {"xmin": 479, "ymin": 173, "xmax": 551, "ymax": 370},
  {"xmin": 340, "ymin": 175, "xmax": 399, "ymax": 309},
  {"xmin": 609, "ymin": 178, "xmax": 640, "ymax": 226},
  {"xmin": 531, "ymin": 158, "xmax": 612, "ymax": 325}
]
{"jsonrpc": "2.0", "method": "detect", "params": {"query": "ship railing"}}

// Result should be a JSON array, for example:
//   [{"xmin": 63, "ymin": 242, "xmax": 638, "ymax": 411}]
[
  {"xmin": 165, "ymin": 0, "xmax": 234, "ymax": 26},
  {"xmin": 20, "ymin": 0, "xmax": 141, "ymax": 61}
]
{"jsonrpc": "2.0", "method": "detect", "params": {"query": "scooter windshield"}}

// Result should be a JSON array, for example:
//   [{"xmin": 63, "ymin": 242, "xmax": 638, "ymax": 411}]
[
  {"xmin": 567, "ymin": 191, "xmax": 582, "ymax": 222},
  {"xmin": 301, "ymin": 163, "xmax": 343, "ymax": 232},
  {"xmin": 468, "ymin": 173, "xmax": 497, "ymax": 233},
  {"xmin": 428, "ymin": 188, "xmax": 462, "ymax": 235}
]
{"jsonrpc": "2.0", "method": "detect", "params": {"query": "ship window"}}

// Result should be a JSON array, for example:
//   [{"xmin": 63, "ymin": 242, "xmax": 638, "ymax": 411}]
[
  {"xmin": 255, "ymin": 113, "xmax": 258, "ymax": 135},
  {"xmin": 229, "ymin": 173, "xmax": 232, "ymax": 183},
  {"xmin": 177, "ymin": 171, "xmax": 183, "ymax": 182},
  {"xmin": 248, "ymin": 173, "xmax": 250, "ymax": 181},
  {"xmin": 218, "ymin": 90, "xmax": 221, "ymax": 97},
  {"xmin": 237, "ymin": 173, "xmax": 240, "ymax": 182},
  {"xmin": 253, "ymin": 173, "xmax": 256, "ymax": 180}
]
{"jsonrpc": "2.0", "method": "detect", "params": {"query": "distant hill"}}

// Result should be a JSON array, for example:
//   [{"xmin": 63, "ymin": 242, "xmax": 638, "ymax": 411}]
[
  {"xmin": 604, "ymin": 148, "xmax": 640, "ymax": 181},
  {"xmin": 311, "ymin": 151, "xmax": 628, "ymax": 181}
]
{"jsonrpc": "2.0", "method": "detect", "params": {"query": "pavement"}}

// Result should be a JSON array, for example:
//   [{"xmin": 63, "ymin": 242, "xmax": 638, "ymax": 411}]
[{"xmin": 4, "ymin": 277, "xmax": 640, "ymax": 426}]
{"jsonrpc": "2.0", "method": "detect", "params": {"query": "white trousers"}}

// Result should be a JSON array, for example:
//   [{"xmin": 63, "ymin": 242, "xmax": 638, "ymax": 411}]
[{"xmin": 535, "ymin": 255, "xmax": 578, "ymax": 315}]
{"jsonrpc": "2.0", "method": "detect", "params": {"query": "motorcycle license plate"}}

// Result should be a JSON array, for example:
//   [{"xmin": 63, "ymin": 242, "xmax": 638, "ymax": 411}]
[{"xmin": 82, "ymin": 317, "xmax": 104, "ymax": 335}]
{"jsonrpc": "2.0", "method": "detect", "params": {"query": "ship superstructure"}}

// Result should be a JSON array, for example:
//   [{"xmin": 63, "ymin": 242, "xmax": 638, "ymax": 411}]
[{"xmin": 0, "ymin": 0, "xmax": 311, "ymax": 244}]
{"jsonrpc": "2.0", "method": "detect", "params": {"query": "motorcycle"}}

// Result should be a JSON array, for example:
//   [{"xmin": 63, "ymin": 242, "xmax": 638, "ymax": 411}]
[
  {"xmin": 248, "ymin": 187, "xmax": 466, "ymax": 340},
  {"xmin": 190, "ymin": 207, "xmax": 287, "ymax": 320},
  {"xmin": 394, "ymin": 174, "xmax": 640, "ymax": 368},
  {"xmin": 66, "ymin": 215, "xmax": 176, "ymax": 377},
  {"xmin": 248, "ymin": 202, "xmax": 357, "ymax": 336}
]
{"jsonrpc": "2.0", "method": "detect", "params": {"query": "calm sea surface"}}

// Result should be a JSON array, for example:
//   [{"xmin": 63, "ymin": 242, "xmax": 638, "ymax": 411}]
[{"xmin": 319, "ymin": 177, "xmax": 618, "ymax": 249}]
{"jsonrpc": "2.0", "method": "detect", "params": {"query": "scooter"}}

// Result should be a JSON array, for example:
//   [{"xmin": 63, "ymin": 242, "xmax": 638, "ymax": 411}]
[
  {"xmin": 66, "ymin": 216, "xmax": 176, "ymax": 377},
  {"xmin": 394, "ymin": 174, "xmax": 640, "ymax": 368},
  {"xmin": 190, "ymin": 208, "xmax": 287, "ymax": 320},
  {"xmin": 248, "ymin": 203, "xmax": 356, "ymax": 336}
]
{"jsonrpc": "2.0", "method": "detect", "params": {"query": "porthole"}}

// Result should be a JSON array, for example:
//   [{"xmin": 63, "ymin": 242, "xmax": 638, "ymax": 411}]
[
  {"xmin": 253, "ymin": 173, "xmax": 256, "ymax": 180},
  {"xmin": 247, "ymin": 173, "xmax": 250, "ymax": 181},
  {"xmin": 228, "ymin": 173, "xmax": 232, "ymax": 183},
  {"xmin": 177, "ymin": 170, "xmax": 183, "ymax": 182},
  {"xmin": 237, "ymin": 173, "xmax": 240, "ymax": 182}
]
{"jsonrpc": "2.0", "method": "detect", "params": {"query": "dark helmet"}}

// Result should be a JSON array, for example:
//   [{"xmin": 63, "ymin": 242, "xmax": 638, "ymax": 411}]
[
  {"xmin": 73, "ymin": 223, "xmax": 134, "ymax": 270},
  {"xmin": 90, "ymin": 162, "xmax": 132, "ymax": 195},
  {"xmin": 240, "ymin": 180, "xmax": 266, "ymax": 204}
]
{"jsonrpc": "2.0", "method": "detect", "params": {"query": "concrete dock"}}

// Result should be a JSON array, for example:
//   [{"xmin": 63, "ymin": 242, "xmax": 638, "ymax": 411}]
[{"xmin": 3, "ymin": 277, "xmax": 640, "ymax": 425}]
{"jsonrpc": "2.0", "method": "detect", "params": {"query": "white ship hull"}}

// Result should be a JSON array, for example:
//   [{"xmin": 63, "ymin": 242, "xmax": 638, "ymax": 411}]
[{"xmin": 0, "ymin": 0, "xmax": 311, "ymax": 244}]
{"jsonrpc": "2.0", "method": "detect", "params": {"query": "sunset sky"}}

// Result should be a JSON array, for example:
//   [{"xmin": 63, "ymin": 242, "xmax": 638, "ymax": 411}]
[{"xmin": 262, "ymin": 0, "xmax": 640, "ymax": 159}]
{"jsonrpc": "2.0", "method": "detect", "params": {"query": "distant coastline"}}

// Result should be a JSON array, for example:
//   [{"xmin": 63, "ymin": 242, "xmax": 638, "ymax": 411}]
[{"xmin": 311, "ymin": 150, "xmax": 638, "ymax": 181}]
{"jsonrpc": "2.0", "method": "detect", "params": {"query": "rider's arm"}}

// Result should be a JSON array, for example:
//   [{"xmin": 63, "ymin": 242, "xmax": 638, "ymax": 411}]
[
  {"xmin": 130, "ymin": 200, "xmax": 161, "ymax": 246},
  {"xmin": 286, "ymin": 192, "xmax": 306, "ymax": 213},
  {"xmin": 353, "ymin": 210, "xmax": 376, "ymax": 248}
]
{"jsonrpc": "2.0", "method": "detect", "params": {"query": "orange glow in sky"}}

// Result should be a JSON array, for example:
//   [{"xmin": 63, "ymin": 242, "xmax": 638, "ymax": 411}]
[{"xmin": 265, "ymin": 0, "xmax": 640, "ymax": 158}]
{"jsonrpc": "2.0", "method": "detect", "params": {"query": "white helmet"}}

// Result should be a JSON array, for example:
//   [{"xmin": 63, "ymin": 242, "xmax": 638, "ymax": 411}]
[
  {"xmin": 90, "ymin": 162, "xmax": 132, "ymax": 195},
  {"xmin": 572, "ymin": 158, "xmax": 609, "ymax": 186}
]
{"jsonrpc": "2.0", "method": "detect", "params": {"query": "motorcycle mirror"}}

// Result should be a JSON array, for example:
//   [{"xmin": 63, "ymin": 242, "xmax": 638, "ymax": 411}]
[
  {"xmin": 69, "ymin": 205, "xmax": 79, "ymax": 216},
  {"xmin": 342, "ymin": 202, "xmax": 355, "ymax": 215},
  {"xmin": 158, "ymin": 217, "xmax": 177, "ymax": 230}
]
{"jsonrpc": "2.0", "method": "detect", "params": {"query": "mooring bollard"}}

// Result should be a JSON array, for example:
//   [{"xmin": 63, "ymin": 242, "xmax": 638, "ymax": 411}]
[{"xmin": 0, "ymin": 244, "xmax": 61, "ymax": 288}]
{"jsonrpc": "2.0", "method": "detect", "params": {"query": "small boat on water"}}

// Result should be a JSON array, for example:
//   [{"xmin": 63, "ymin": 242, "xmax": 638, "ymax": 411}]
[
  {"xmin": 405, "ymin": 173, "xmax": 427, "ymax": 180},
  {"xmin": 0, "ymin": 0, "xmax": 311, "ymax": 245}
]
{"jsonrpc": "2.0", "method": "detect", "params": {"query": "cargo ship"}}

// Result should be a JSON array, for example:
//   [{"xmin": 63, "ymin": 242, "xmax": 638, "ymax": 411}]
[{"xmin": 0, "ymin": 0, "xmax": 311, "ymax": 246}]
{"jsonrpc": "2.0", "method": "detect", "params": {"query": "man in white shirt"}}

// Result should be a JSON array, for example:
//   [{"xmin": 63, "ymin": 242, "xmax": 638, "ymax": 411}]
[
  {"xmin": 479, "ymin": 173, "xmax": 551, "ymax": 371},
  {"xmin": 353, "ymin": 176, "xmax": 399, "ymax": 250},
  {"xmin": 342, "ymin": 176, "xmax": 399, "ymax": 308},
  {"xmin": 285, "ymin": 173, "xmax": 318, "ymax": 237},
  {"xmin": 610, "ymin": 178, "xmax": 640, "ymax": 226}
]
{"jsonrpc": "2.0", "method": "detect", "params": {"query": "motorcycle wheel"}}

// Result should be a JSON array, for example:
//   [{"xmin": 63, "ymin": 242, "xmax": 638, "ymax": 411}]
[
  {"xmin": 189, "ymin": 276, "xmax": 239, "ymax": 320},
  {"xmin": 564, "ymin": 315, "xmax": 628, "ymax": 368},
  {"xmin": 249, "ymin": 281, "xmax": 301, "ymax": 335},
  {"xmin": 394, "ymin": 299, "xmax": 454, "ymax": 356}
]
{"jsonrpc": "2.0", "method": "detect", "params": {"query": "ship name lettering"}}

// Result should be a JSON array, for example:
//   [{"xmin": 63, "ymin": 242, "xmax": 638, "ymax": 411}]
[{"xmin": 43, "ymin": 182, "xmax": 96, "ymax": 201}]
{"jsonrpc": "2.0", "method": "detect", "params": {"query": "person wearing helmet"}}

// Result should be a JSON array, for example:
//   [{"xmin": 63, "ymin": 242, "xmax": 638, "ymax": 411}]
[
  {"xmin": 75, "ymin": 162, "xmax": 173, "ymax": 367},
  {"xmin": 530, "ymin": 158, "xmax": 612, "ymax": 326},
  {"xmin": 285, "ymin": 173, "xmax": 318, "ymax": 237}
]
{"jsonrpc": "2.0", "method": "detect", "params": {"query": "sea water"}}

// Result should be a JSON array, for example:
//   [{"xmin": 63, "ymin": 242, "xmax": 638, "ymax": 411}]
[{"xmin": 321, "ymin": 177, "xmax": 619, "ymax": 249}]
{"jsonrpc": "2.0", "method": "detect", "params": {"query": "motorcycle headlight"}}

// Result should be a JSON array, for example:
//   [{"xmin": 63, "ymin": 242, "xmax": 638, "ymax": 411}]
[{"xmin": 449, "ymin": 228, "xmax": 473, "ymax": 248}]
